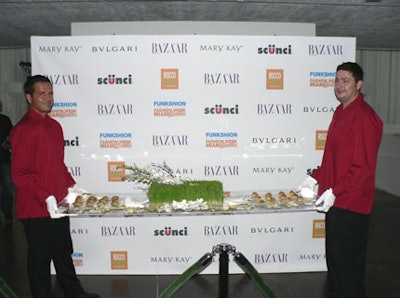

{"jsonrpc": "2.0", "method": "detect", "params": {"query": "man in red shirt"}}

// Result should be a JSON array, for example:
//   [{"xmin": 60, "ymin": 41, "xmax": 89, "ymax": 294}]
[
  {"xmin": 298, "ymin": 62, "xmax": 383, "ymax": 297},
  {"xmin": 10, "ymin": 75, "xmax": 100, "ymax": 298}
]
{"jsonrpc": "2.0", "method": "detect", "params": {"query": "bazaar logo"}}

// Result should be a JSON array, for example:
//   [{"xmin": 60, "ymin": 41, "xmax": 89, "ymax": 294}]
[
  {"xmin": 257, "ymin": 103, "xmax": 292, "ymax": 115},
  {"xmin": 315, "ymin": 130, "xmax": 328, "ymax": 150},
  {"xmin": 203, "ymin": 225, "xmax": 239, "ymax": 236},
  {"xmin": 254, "ymin": 252, "xmax": 289, "ymax": 264},
  {"xmin": 203, "ymin": 73, "xmax": 240, "ymax": 85},
  {"xmin": 312, "ymin": 219, "xmax": 326, "ymax": 238},
  {"xmin": 309, "ymin": 44, "xmax": 343, "ymax": 56},
  {"xmin": 152, "ymin": 135, "xmax": 188, "ymax": 146},
  {"xmin": 252, "ymin": 166, "xmax": 295, "ymax": 175},
  {"xmin": 154, "ymin": 226, "xmax": 188, "ymax": 237},
  {"xmin": 50, "ymin": 101, "xmax": 77, "ymax": 118},
  {"xmin": 99, "ymin": 132, "xmax": 132, "ymax": 149},
  {"xmin": 150, "ymin": 256, "xmax": 193, "ymax": 264},
  {"xmin": 205, "ymin": 132, "xmax": 238, "ymax": 149},
  {"xmin": 72, "ymin": 252, "xmax": 83, "ymax": 267},
  {"xmin": 38, "ymin": 45, "xmax": 82, "ymax": 54},
  {"xmin": 153, "ymin": 101, "xmax": 186, "ymax": 117},
  {"xmin": 304, "ymin": 106, "xmax": 335, "ymax": 113},
  {"xmin": 161, "ymin": 68, "xmax": 179, "ymax": 89},
  {"xmin": 98, "ymin": 104, "xmax": 134, "ymax": 116},
  {"xmin": 68, "ymin": 166, "xmax": 82, "ymax": 177},
  {"xmin": 91, "ymin": 45, "xmax": 138, "ymax": 53},
  {"xmin": 64, "ymin": 136, "xmax": 79, "ymax": 147},
  {"xmin": 199, "ymin": 44, "xmax": 244, "ymax": 53},
  {"xmin": 107, "ymin": 161, "xmax": 125, "ymax": 182},
  {"xmin": 309, "ymin": 71, "xmax": 336, "ymax": 88},
  {"xmin": 101, "ymin": 226, "xmax": 136, "ymax": 237},
  {"xmin": 257, "ymin": 44, "xmax": 292, "ymax": 55},
  {"xmin": 46, "ymin": 74, "xmax": 78, "ymax": 85},
  {"xmin": 204, "ymin": 165, "xmax": 239, "ymax": 176},
  {"xmin": 204, "ymin": 104, "xmax": 239, "ymax": 115},
  {"xmin": 111, "ymin": 251, "xmax": 128, "ymax": 270},
  {"xmin": 151, "ymin": 42, "xmax": 188, "ymax": 54},
  {"xmin": 97, "ymin": 74, "xmax": 133, "ymax": 85},
  {"xmin": 266, "ymin": 69, "xmax": 284, "ymax": 90},
  {"xmin": 250, "ymin": 226, "xmax": 294, "ymax": 234}
]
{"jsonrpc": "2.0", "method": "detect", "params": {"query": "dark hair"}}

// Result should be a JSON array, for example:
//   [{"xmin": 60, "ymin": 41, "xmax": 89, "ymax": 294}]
[
  {"xmin": 24, "ymin": 75, "xmax": 52, "ymax": 95},
  {"xmin": 336, "ymin": 62, "xmax": 364, "ymax": 83}
]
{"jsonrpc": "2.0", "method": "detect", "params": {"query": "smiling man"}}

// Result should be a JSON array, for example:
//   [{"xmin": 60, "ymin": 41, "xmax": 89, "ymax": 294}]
[{"xmin": 298, "ymin": 62, "xmax": 383, "ymax": 297}]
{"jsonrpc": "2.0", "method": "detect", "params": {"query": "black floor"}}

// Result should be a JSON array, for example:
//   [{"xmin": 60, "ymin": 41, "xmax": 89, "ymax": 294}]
[{"xmin": 1, "ymin": 189, "xmax": 399, "ymax": 298}]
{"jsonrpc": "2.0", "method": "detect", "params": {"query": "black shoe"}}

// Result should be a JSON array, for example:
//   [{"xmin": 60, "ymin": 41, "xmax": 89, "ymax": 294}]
[{"xmin": 75, "ymin": 293, "xmax": 101, "ymax": 298}]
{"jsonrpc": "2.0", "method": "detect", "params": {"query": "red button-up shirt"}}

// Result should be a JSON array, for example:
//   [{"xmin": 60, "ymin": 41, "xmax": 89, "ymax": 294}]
[
  {"xmin": 10, "ymin": 108, "xmax": 75, "ymax": 218},
  {"xmin": 311, "ymin": 94, "xmax": 383, "ymax": 214}
]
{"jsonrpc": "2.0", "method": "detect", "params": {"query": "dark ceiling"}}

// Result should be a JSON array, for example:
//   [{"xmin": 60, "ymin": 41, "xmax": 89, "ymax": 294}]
[{"xmin": 1, "ymin": 0, "xmax": 399, "ymax": 50}]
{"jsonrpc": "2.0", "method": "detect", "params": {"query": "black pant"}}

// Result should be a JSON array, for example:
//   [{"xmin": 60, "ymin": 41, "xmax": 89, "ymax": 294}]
[
  {"xmin": 326, "ymin": 207, "xmax": 370, "ymax": 298},
  {"xmin": 21, "ymin": 217, "xmax": 84, "ymax": 298}
]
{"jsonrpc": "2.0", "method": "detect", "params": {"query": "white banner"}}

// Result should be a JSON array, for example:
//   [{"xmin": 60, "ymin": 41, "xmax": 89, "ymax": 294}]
[{"xmin": 32, "ymin": 35, "xmax": 355, "ymax": 274}]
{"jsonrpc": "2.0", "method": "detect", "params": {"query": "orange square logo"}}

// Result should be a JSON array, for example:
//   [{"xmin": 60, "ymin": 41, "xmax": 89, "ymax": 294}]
[
  {"xmin": 266, "ymin": 69, "xmax": 284, "ymax": 90},
  {"xmin": 312, "ymin": 219, "xmax": 326, "ymax": 238},
  {"xmin": 315, "ymin": 130, "xmax": 328, "ymax": 150},
  {"xmin": 161, "ymin": 68, "xmax": 179, "ymax": 89},
  {"xmin": 111, "ymin": 251, "xmax": 128, "ymax": 270},
  {"xmin": 107, "ymin": 161, "xmax": 125, "ymax": 182}
]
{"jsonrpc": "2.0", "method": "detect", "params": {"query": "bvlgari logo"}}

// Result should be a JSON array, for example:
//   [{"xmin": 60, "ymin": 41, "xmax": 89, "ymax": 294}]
[
  {"xmin": 252, "ymin": 137, "xmax": 297, "ymax": 145},
  {"xmin": 161, "ymin": 69, "xmax": 179, "ymax": 89},
  {"xmin": 203, "ymin": 73, "xmax": 240, "ymax": 85},
  {"xmin": 304, "ymin": 106, "xmax": 335, "ymax": 113},
  {"xmin": 250, "ymin": 226, "xmax": 294, "ymax": 234},
  {"xmin": 92, "ymin": 45, "xmax": 138, "ymax": 53},
  {"xmin": 152, "ymin": 43, "xmax": 188, "ymax": 54}
]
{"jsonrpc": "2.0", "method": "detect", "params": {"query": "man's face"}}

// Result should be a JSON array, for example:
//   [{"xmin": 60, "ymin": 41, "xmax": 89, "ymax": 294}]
[
  {"xmin": 334, "ymin": 70, "xmax": 363, "ymax": 107},
  {"xmin": 26, "ymin": 82, "xmax": 54, "ymax": 116}
]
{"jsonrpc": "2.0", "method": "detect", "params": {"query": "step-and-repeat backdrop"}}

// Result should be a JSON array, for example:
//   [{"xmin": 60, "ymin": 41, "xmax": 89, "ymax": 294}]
[{"xmin": 31, "ymin": 35, "xmax": 355, "ymax": 274}]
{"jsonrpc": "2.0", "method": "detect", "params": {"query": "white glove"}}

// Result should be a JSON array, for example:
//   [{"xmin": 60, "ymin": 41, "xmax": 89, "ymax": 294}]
[
  {"xmin": 68, "ymin": 184, "xmax": 88, "ymax": 194},
  {"xmin": 315, "ymin": 188, "xmax": 336, "ymax": 212},
  {"xmin": 63, "ymin": 184, "xmax": 88, "ymax": 205},
  {"xmin": 297, "ymin": 176, "xmax": 318, "ymax": 198},
  {"xmin": 46, "ymin": 195, "xmax": 68, "ymax": 218}
]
